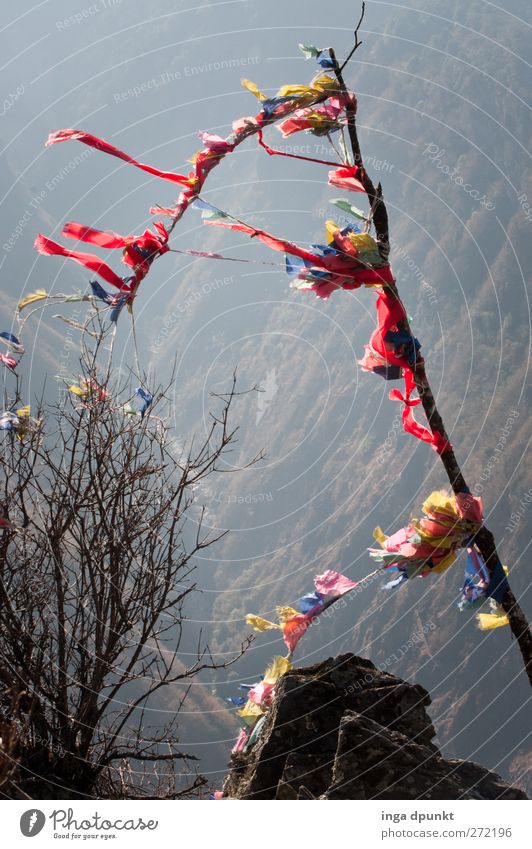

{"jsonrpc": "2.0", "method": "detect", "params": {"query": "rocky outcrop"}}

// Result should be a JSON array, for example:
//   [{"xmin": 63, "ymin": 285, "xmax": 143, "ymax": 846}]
[{"xmin": 222, "ymin": 654, "xmax": 527, "ymax": 800}]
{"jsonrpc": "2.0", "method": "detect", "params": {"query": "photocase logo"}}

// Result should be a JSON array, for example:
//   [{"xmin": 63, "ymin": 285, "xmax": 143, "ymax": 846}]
[
  {"xmin": 256, "ymin": 368, "xmax": 278, "ymax": 425},
  {"xmin": 20, "ymin": 810, "xmax": 46, "ymax": 837}
]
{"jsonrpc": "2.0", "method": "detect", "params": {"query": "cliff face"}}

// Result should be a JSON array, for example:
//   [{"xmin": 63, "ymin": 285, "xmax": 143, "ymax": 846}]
[{"xmin": 222, "ymin": 654, "xmax": 527, "ymax": 800}]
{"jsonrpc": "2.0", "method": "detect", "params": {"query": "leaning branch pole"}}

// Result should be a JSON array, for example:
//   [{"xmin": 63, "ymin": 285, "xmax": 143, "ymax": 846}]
[{"xmin": 329, "ymin": 38, "xmax": 532, "ymax": 685}]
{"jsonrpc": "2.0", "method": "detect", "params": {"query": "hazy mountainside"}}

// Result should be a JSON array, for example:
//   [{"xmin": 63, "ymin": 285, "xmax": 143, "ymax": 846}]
[{"xmin": 1, "ymin": 0, "xmax": 530, "ymax": 794}]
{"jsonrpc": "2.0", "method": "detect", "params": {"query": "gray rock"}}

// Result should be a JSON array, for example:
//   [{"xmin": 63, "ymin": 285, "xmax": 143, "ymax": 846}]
[{"xmin": 221, "ymin": 653, "xmax": 527, "ymax": 800}]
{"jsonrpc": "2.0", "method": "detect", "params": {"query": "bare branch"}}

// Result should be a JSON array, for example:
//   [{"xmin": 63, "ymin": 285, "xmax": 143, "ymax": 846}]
[{"xmin": 340, "ymin": 2, "xmax": 366, "ymax": 71}]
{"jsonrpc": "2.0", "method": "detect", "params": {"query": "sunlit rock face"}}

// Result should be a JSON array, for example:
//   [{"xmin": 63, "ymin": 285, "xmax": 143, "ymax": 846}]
[{"xmin": 222, "ymin": 653, "xmax": 528, "ymax": 800}]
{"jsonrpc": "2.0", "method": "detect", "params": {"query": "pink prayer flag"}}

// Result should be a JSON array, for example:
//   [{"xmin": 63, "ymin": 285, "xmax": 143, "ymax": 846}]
[
  {"xmin": 248, "ymin": 681, "xmax": 274, "ymax": 706},
  {"xmin": 455, "ymin": 493, "xmax": 483, "ymax": 525},
  {"xmin": 231, "ymin": 730, "xmax": 248, "ymax": 755},
  {"xmin": 383, "ymin": 525, "xmax": 417, "ymax": 552},
  {"xmin": 232, "ymin": 115, "xmax": 261, "ymax": 134},
  {"xmin": 198, "ymin": 131, "xmax": 235, "ymax": 155},
  {"xmin": 0, "ymin": 354, "xmax": 17, "ymax": 370}
]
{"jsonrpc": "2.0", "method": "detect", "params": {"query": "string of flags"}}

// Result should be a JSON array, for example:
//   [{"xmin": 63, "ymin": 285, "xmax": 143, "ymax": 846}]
[
  {"xmin": 5, "ymin": 40, "xmax": 513, "ymax": 627},
  {"xmin": 24, "ymin": 42, "xmax": 446, "ymax": 460},
  {"xmin": 28, "ymin": 51, "xmax": 358, "ymax": 306},
  {"xmin": 0, "ymin": 40, "xmax": 514, "ymax": 790},
  {"xmin": 34, "ymin": 57, "xmax": 348, "ymax": 295},
  {"xmin": 240, "ymin": 494, "xmax": 510, "ymax": 686},
  {"xmin": 246, "ymin": 568, "xmax": 369, "ymax": 654},
  {"xmin": 221, "ymin": 569, "xmax": 376, "ymax": 770},
  {"xmin": 216, "ymin": 490, "xmax": 510, "ymax": 783}
]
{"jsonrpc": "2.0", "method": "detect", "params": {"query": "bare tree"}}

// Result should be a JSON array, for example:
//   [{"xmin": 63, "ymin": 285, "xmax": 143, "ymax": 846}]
[{"xmin": 0, "ymin": 344, "xmax": 255, "ymax": 799}]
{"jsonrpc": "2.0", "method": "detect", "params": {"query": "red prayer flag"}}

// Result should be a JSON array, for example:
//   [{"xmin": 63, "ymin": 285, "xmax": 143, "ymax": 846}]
[
  {"xmin": 34, "ymin": 234, "xmax": 128, "ymax": 291},
  {"xmin": 46, "ymin": 129, "xmax": 191, "ymax": 186},
  {"xmin": 328, "ymin": 165, "xmax": 366, "ymax": 193}
]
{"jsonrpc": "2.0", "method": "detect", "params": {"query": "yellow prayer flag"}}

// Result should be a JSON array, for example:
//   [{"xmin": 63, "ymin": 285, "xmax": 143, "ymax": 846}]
[
  {"xmin": 476, "ymin": 611, "xmax": 509, "ymax": 630},
  {"xmin": 68, "ymin": 385, "xmax": 86, "ymax": 398},
  {"xmin": 276, "ymin": 606, "xmax": 298, "ymax": 623},
  {"xmin": 325, "ymin": 219, "xmax": 339, "ymax": 244},
  {"xmin": 277, "ymin": 76, "xmax": 338, "ymax": 103},
  {"xmin": 373, "ymin": 527, "xmax": 387, "ymax": 548},
  {"xmin": 17, "ymin": 289, "xmax": 49, "ymax": 312},
  {"xmin": 277, "ymin": 83, "xmax": 315, "ymax": 98},
  {"xmin": 311, "ymin": 74, "xmax": 340, "ymax": 93},
  {"xmin": 307, "ymin": 111, "xmax": 336, "ymax": 127},
  {"xmin": 263, "ymin": 655, "xmax": 292, "ymax": 685},
  {"xmin": 422, "ymin": 490, "xmax": 458, "ymax": 519},
  {"xmin": 241, "ymin": 78, "xmax": 266, "ymax": 101},
  {"xmin": 348, "ymin": 232, "xmax": 379, "ymax": 253},
  {"xmin": 245, "ymin": 614, "xmax": 281, "ymax": 632},
  {"xmin": 236, "ymin": 700, "xmax": 264, "ymax": 725}
]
